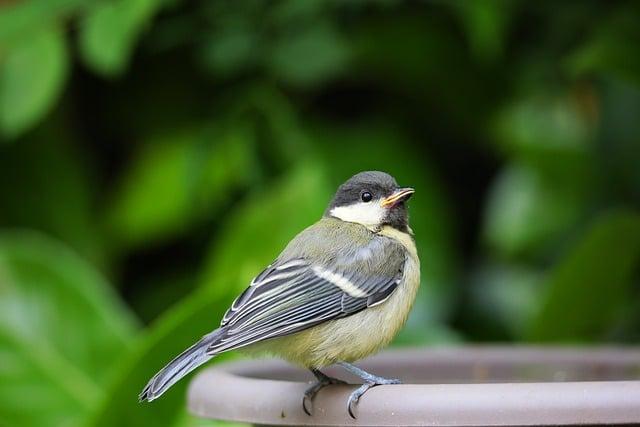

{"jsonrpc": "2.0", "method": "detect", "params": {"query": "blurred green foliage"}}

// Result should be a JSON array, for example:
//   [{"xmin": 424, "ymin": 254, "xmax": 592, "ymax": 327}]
[{"xmin": 1, "ymin": 1, "xmax": 640, "ymax": 426}]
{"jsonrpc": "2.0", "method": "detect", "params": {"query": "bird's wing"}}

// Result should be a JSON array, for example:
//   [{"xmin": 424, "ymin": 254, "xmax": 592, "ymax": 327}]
[{"xmin": 209, "ymin": 254, "xmax": 404, "ymax": 354}]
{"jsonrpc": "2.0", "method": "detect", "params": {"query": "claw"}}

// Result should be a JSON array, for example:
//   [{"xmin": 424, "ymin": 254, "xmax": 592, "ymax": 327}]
[
  {"xmin": 347, "ymin": 382, "xmax": 371, "ymax": 419},
  {"xmin": 302, "ymin": 369, "xmax": 346, "ymax": 416},
  {"xmin": 303, "ymin": 384, "xmax": 321, "ymax": 415},
  {"xmin": 302, "ymin": 394, "xmax": 313, "ymax": 416},
  {"xmin": 346, "ymin": 378, "xmax": 402, "ymax": 419}
]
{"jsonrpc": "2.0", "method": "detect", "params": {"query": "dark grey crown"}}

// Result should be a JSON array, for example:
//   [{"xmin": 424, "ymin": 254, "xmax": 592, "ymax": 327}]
[{"xmin": 327, "ymin": 171, "xmax": 399, "ymax": 210}]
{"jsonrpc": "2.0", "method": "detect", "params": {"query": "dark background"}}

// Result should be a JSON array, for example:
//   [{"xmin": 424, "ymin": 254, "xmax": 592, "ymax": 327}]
[{"xmin": 1, "ymin": 1, "xmax": 639, "ymax": 426}]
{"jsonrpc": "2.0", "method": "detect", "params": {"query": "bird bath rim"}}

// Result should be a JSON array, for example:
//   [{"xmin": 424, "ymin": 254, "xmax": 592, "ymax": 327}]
[{"xmin": 187, "ymin": 346, "xmax": 640, "ymax": 426}]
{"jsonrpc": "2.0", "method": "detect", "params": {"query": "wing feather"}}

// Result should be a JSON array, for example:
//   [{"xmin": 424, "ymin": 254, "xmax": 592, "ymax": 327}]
[{"xmin": 210, "ymin": 254, "xmax": 404, "ymax": 355}]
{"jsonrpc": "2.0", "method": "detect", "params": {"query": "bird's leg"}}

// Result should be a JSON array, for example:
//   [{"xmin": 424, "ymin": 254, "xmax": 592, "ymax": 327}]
[
  {"xmin": 302, "ymin": 368, "xmax": 347, "ymax": 415},
  {"xmin": 337, "ymin": 361, "xmax": 401, "ymax": 419}
]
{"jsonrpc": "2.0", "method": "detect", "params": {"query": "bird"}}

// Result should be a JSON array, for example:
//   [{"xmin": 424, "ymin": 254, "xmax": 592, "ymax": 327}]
[{"xmin": 139, "ymin": 171, "xmax": 420, "ymax": 418}]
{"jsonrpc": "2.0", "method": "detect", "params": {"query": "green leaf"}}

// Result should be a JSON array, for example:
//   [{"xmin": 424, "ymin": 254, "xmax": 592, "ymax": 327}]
[
  {"xmin": 0, "ymin": 26, "xmax": 68, "ymax": 138},
  {"xmin": 200, "ymin": 163, "xmax": 332, "ymax": 292},
  {"xmin": 237, "ymin": 85, "xmax": 314, "ymax": 164},
  {"xmin": 483, "ymin": 162, "xmax": 589, "ymax": 258},
  {"xmin": 0, "ymin": 130, "xmax": 104, "ymax": 264},
  {"xmin": 487, "ymin": 93, "xmax": 597, "ymax": 258},
  {"xmin": 105, "ymin": 126, "xmax": 256, "ymax": 249},
  {"xmin": 199, "ymin": 26, "xmax": 259, "ymax": 77},
  {"xmin": 567, "ymin": 5, "xmax": 640, "ymax": 86},
  {"xmin": 0, "ymin": 231, "xmax": 137, "ymax": 427},
  {"xmin": 0, "ymin": 0, "xmax": 85, "ymax": 46},
  {"xmin": 449, "ymin": 0, "xmax": 515, "ymax": 63},
  {"xmin": 468, "ymin": 263, "xmax": 542, "ymax": 339},
  {"xmin": 596, "ymin": 79, "xmax": 640, "ymax": 202},
  {"xmin": 84, "ymin": 287, "xmax": 239, "ymax": 427},
  {"xmin": 79, "ymin": 0, "xmax": 164, "ymax": 77},
  {"xmin": 527, "ymin": 211, "xmax": 640, "ymax": 342},
  {"xmin": 492, "ymin": 94, "xmax": 593, "ymax": 158},
  {"xmin": 268, "ymin": 21, "xmax": 350, "ymax": 87}
]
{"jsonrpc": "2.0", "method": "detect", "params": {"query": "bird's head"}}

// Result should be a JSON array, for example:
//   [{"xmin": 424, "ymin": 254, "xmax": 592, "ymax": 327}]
[{"xmin": 325, "ymin": 171, "xmax": 414, "ymax": 232}]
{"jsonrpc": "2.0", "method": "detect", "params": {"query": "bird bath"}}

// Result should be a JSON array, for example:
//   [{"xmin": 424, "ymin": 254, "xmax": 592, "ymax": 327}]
[{"xmin": 188, "ymin": 346, "xmax": 640, "ymax": 426}]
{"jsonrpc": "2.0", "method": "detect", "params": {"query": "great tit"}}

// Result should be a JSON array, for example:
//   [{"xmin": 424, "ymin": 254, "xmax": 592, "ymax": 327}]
[{"xmin": 139, "ymin": 171, "xmax": 420, "ymax": 418}]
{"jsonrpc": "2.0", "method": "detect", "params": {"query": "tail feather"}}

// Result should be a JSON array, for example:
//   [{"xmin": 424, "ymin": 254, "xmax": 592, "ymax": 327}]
[{"xmin": 139, "ymin": 330, "xmax": 221, "ymax": 402}]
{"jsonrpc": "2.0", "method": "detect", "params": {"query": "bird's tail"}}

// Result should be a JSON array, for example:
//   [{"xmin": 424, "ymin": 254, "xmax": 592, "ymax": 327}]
[{"xmin": 139, "ymin": 329, "xmax": 222, "ymax": 402}]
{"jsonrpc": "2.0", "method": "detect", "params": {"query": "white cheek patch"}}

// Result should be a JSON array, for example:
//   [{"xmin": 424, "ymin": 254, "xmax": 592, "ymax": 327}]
[{"xmin": 329, "ymin": 200, "xmax": 386, "ymax": 229}]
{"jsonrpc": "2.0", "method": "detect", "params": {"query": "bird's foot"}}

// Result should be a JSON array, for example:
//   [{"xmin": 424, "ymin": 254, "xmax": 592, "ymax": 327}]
[
  {"xmin": 303, "ymin": 369, "xmax": 347, "ymax": 416},
  {"xmin": 346, "ymin": 376, "xmax": 401, "ymax": 419},
  {"xmin": 336, "ymin": 361, "xmax": 401, "ymax": 419}
]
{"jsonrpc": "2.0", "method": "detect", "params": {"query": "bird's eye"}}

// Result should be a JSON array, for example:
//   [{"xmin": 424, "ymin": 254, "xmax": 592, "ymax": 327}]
[{"xmin": 361, "ymin": 191, "xmax": 373, "ymax": 202}]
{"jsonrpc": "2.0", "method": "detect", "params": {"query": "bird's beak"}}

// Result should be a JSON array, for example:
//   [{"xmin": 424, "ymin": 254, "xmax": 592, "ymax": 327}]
[{"xmin": 381, "ymin": 187, "xmax": 415, "ymax": 207}]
